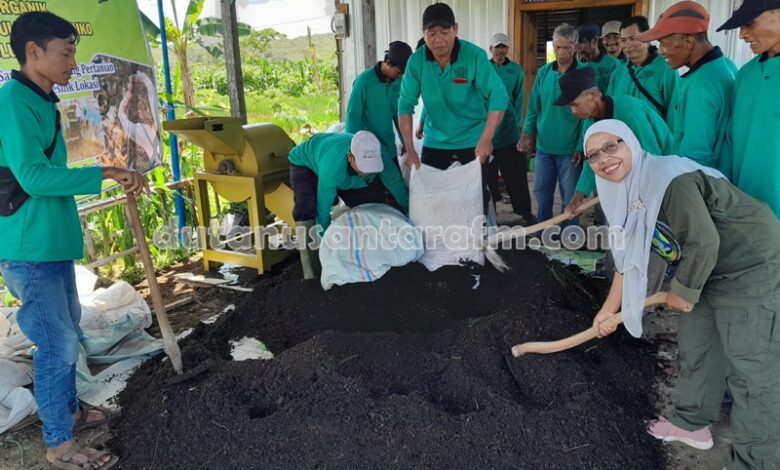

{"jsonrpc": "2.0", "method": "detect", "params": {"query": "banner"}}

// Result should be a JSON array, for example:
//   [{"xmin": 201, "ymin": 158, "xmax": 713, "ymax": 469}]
[{"xmin": 0, "ymin": 1, "xmax": 162, "ymax": 172}]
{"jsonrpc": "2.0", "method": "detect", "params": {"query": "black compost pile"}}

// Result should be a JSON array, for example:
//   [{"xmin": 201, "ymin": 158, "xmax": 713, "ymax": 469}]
[{"xmin": 111, "ymin": 249, "xmax": 664, "ymax": 469}]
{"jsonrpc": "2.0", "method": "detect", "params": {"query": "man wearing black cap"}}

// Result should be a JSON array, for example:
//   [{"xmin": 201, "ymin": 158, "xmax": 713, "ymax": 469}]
[
  {"xmin": 346, "ymin": 41, "xmax": 413, "ymax": 163},
  {"xmin": 577, "ymin": 23, "xmax": 620, "ymax": 93},
  {"xmin": 718, "ymin": 0, "xmax": 780, "ymax": 220},
  {"xmin": 397, "ymin": 3, "xmax": 508, "ymax": 182},
  {"xmin": 556, "ymin": 67, "xmax": 673, "ymax": 215}
]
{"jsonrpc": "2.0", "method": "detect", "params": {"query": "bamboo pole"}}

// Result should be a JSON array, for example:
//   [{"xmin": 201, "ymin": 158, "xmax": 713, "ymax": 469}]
[{"xmin": 125, "ymin": 195, "xmax": 183, "ymax": 374}]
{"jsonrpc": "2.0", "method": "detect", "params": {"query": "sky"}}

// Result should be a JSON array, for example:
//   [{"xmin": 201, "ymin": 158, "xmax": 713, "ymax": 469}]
[{"xmin": 136, "ymin": 0, "xmax": 333, "ymax": 38}]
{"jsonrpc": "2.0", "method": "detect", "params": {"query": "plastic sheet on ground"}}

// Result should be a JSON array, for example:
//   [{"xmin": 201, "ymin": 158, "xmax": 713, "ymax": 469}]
[{"xmin": 0, "ymin": 274, "xmax": 164, "ymax": 434}]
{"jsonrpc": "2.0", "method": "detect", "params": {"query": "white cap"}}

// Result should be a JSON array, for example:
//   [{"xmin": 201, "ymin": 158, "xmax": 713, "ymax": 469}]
[
  {"xmin": 490, "ymin": 33, "xmax": 510, "ymax": 48},
  {"xmin": 350, "ymin": 131, "xmax": 384, "ymax": 174},
  {"xmin": 602, "ymin": 20, "xmax": 622, "ymax": 36}
]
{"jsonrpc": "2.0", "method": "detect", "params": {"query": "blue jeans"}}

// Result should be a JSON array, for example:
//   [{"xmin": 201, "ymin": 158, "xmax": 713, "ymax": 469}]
[
  {"xmin": 0, "ymin": 260, "xmax": 81, "ymax": 448},
  {"xmin": 533, "ymin": 152, "xmax": 582, "ymax": 227}
]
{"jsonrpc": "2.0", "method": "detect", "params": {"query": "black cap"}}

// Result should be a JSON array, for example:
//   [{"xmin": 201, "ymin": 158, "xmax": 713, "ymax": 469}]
[
  {"xmin": 386, "ymin": 41, "xmax": 413, "ymax": 72},
  {"xmin": 717, "ymin": 0, "xmax": 780, "ymax": 31},
  {"xmin": 577, "ymin": 23, "xmax": 601, "ymax": 41},
  {"xmin": 553, "ymin": 67, "xmax": 598, "ymax": 106},
  {"xmin": 422, "ymin": 3, "xmax": 455, "ymax": 30}
]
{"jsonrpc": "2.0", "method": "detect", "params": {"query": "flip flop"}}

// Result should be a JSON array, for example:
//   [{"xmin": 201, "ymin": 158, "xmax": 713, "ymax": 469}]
[
  {"xmin": 73, "ymin": 401, "xmax": 114, "ymax": 434},
  {"xmin": 50, "ymin": 442, "xmax": 119, "ymax": 470},
  {"xmin": 9, "ymin": 412, "xmax": 39, "ymax": 432}
]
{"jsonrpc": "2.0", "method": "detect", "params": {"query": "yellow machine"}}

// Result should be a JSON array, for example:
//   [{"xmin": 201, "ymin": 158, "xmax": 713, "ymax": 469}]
[{"xmin": 163, "ymin": 117, "xmax": 297, "ymax": 274}]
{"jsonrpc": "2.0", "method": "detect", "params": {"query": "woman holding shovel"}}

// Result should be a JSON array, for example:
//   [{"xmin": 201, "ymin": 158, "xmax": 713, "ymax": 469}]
[{"xmin": 586, "ymin": 120, "xmax": 780, "ymax": 470}]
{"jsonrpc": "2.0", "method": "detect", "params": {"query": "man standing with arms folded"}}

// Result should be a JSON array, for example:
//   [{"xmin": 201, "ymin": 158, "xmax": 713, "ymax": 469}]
[
  {"xmin": 397, "ymin": 3, "xmax": 508, "ymax": 206},
  {"xmin": 607, "ymin": 16, "xmax": 679, "ymax": 119},
  {"xmin": 637, "ymin": 1, "xmax": 736, "ymax": 169},
  {"xmin": 0, "ymin": 12, "xmax": 149, "ymax": 469},
  {"xmin": 717, "ymin": 0, "xmax": 780, "ymax": 218},
  {"xmin": 519, "ymin": 23, "xmax": 584, "ymax": 225}
]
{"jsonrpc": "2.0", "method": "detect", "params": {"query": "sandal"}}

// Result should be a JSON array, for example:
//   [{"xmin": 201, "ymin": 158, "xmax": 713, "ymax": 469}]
[
  {"xmin": 50, "ymin": 442, "xmax": 119, "ymax": 470},
  {"xmin": 73, "ymin": 402, "xmax": 114, "ymax": 434}
]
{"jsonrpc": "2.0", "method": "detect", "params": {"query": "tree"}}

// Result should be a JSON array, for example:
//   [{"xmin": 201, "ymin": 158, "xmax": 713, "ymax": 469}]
[{"xmin": 240, "ymin": 28, "xmax": 286, "ymax": 61}]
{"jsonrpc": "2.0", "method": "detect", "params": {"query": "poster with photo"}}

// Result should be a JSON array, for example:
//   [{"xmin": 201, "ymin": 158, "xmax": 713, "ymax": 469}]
[{"xmin": 0, "ymin": 0, "xmax": 162, "ymax": 172}]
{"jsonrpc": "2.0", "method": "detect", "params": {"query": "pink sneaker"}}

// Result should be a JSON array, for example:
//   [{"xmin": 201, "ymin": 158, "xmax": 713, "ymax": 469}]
[{"xmin": 647, "ymin": 416, "xmax": 713, "ymax": 450}]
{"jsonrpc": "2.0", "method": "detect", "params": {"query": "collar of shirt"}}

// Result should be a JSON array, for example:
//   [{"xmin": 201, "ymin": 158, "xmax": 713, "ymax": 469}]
[
  {"xmin": 583, "ymin": 52, "xmax": 606, "ymax": 64},
  {"xmin": 490, "ymin": 58, "xmax": 511, "ymax": 66},
  {"xmin": 552, "ymin": 60, "xmax": 580, "ymax": 73},
  {"xmin": 630, "ymin": 47, "xmax": 659, "ymax": 69},
  {"xmin": 425, "ymin": 38, "xmax": 461, "ymax": 63},
  {"xmin": 681, "ymin": 46, "xmax": 723, "ymax": 78},
  {"xmin": 11, "ymin": 70, "xmax": 60, "ymax": 103},
  {"xmin": 597, "ymin": 96, "xmax": 615, "ymax": 121},
  {"xmin": 374, "ymin": 62, "xmax": 392, "ymax": 83},
  {"xmin": 759, "ymin": 52, "xmax": 780, "ymax": 63}
]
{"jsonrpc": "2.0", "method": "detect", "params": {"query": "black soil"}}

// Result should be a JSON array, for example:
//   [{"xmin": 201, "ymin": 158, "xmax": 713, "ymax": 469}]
[{"xmin": 111, "ymin": 250, "xmax": 665, "ymax": 469}]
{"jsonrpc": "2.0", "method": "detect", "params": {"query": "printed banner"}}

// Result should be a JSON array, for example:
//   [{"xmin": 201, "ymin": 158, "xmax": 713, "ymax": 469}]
[{"xmin": 0, "ymin": 0, "xmax": 162, "ymax": 172}]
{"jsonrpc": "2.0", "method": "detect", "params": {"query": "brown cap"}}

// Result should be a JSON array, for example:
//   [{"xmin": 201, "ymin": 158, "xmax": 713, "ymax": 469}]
[{"xmin": 635, "ymin": 1, "xmax": 710, "ymax": 42}]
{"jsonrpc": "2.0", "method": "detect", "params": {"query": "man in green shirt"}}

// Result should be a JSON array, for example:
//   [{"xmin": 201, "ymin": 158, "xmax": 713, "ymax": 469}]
[
  {"xmin": 601, "ymin": 20, "xmax": 626, "ymax": 62},
  {"xmin": 519, "ymin": 23, "xmax": 584, "ymax": 225},
  {"xmin": 554, "ymin": 67, "xmax": 673, "ymax": 213},
  {"xmin": 577, "ymin": 23, "xmax": 620, "ymax": 93},
  {"xmin": 717, "ymin": 0, "xmax": 780, "ymax": 219},
  {"xmin": 484, "ymin": 33, "xmax": 534, "ymax": 225},
  {"xmin": 0, "ymin": 12, "xmax": 147, "ymax": 470},
  {"xmin": 397, "ymin": 2, "xmax": 508, "ymax": 207},
  {"xmin": 345, "ymin": 41, "xmax": 412, "ymax": 161},
  {"xmin": 288, "ymin": 131, "xmax": 409, "ymax": 278},
  {"xmin": 636, "ymin": 1, "xmax": 736, "ymax": 169},
  {"xmin": 607, "ymin": 16, "xmax": 679, "ymax": 119}
]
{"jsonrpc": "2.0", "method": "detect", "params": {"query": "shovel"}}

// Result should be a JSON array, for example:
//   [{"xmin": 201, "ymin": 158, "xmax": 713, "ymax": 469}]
[
  {"xmin": 511, "ymin": 291, "xmax": 668, "ymax": 357},
  {"xmin": 484, "ymin": 197, "xmax": 601, "ymax": 271}
]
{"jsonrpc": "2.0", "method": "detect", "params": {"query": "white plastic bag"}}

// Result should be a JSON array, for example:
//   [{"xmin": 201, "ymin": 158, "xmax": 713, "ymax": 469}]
[
  {"xmin": 409, "ymin": 160, "xmax": 485, "ymax": 271},
  {"xmin": 320, "ymin": 204, "xmax": 424, "ymax": 290}
]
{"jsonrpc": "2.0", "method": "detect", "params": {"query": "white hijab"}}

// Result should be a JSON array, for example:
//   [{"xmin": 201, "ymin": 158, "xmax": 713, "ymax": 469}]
[{"xmin": 584, "ymin": 120, "xmax": 724, "ymax": 337}]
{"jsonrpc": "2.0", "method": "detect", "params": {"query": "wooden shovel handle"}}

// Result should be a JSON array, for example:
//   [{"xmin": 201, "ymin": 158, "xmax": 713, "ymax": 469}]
[
  {"xmin": 487, "ymin": 197, "xmax": 600, "ymax": 246},
  {"xmin": 511, "ymin": 291, "xmax": 668, "ymax": 357}
]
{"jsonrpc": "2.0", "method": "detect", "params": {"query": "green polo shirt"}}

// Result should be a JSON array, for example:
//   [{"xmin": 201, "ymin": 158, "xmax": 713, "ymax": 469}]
[
  {"xmin": 345, "ymin": 63, "xmax": 401, "ymax": 159},
  {"xmin": 666, "ymin": 47, "xmax": 736, "ymax": 169},
  {"xmin": 658, "ymin": 171, "xmax": 780, "ymax": 307},
  {"xmin": 398, "ymin": 39, "xmax": 509, "ymax": 150},
  {"xmin": 491, "ymin": 58, "xmax": 524, "ymax": 148},
  {"xmin": 576, "ymin": 95, "xmax": 673, "ymax": 196},
  {"xmin": 288, "ymin": 132, "xmax": 409, "ymax": 230},
  {"xmin": 726, "ymin": 53, "xmax": 780, "ymax": 218},
  {"xmin": 523, "ymin": 60, "xmax": 584, "ymax": 155},
  {"xmin": 607, "ymin": 51, "xmax": 679, "ymax": 119},
  {"xmin": 582, "ymin": 53, "xmax": 620, "ymax": 93},
  {"xmin": 0, "ymin": 72, "xmax": 103, "ymax": 262}
]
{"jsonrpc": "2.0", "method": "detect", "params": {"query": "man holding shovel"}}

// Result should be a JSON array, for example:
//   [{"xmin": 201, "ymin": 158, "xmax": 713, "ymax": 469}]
[{"xmin": 0, "ymin": 12, "xmax": 148, "ymax": 470}]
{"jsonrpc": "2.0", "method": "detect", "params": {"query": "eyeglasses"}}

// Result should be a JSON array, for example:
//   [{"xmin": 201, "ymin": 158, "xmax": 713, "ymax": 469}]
[{"xmin": 586, "ymin": 139, "xmax": 623, "ymax": 163}]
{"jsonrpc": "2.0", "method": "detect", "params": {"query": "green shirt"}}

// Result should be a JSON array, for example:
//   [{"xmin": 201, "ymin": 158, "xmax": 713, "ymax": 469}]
[
  {"xmin": 288, "ymin": 132, "xmax": 409, "ymax": 230},
  {"xmin": 345, "ymin": 63, "xmax": 401, "ymax": 159},
  {"xmin": 666, "ymin": 48, "xmax": 736, "ymax": 169},
  {"xmin": 658, "ymin": 172, "xmax": 780, "ymax": 307},
  {"xmin": 607, "ymin": 51, "xmax": 679, "ymax": 119},
  {"xmin": 523, "ymin": 61, "xmax": 584, "ymax": 155},
  {"xmin": 728, "ymin": 53, "xmax": 780, "ymax": 218},
  {"xmin": 491, "ymin": 58, "xmax": 524, "ymax": 148},
  {"xmin": 398, "ymin": 39, "xmax": 509, "ymax": 149},
  {"xmin": 0, "ymin": 73, "xmax": 103, "ymax": 262},
  {"xmin": 582, "ymin": 53, "xmax": 620, "ymax": 93},
  {"xmin": 576, "ymin": 95, "xmax": 673, "ymax": 196}
]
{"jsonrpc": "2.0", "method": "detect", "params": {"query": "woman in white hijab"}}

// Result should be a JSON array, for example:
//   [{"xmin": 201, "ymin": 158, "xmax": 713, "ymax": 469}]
[{"xmin": 585, "ymin": 120, "xmax": 780, "ymax": 470}]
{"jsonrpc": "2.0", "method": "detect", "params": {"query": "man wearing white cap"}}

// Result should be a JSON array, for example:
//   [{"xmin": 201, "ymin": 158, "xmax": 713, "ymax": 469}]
[
  {"xmin": 602, "ymin": 20, "xmax": 626, "ymax": 62},
  {"xmin": 288, "ymin": 131, "xmax": 409, "ymax": 278},
  {"xmin": 485, "ymin": 32, "xmax": 535, "ymax": 225}
]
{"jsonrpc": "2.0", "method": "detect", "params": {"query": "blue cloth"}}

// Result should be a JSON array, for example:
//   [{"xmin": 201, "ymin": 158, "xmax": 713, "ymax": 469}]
[
  {"xmin": 0, "ymin": 260, "xmax": 81, "ymax": 447},
  {"xmin": 533, "ymin": 152, "xmax": 582, "ymax": 227}
]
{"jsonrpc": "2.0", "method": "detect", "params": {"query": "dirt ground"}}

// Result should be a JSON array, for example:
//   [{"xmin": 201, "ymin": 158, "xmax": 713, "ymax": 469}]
[{"xmin": 1, "ymin": 185, "xmax": 778, "ymax": 469}]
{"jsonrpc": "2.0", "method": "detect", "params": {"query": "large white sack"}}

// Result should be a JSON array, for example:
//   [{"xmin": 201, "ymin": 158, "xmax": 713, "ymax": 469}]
[
  {"xmin": 409, "ymin": 160, "xmax": 485, "ymax": 271},
  {"xmin": 320, "ymin": 203, "xmax": 424, "ymax": 290}
]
